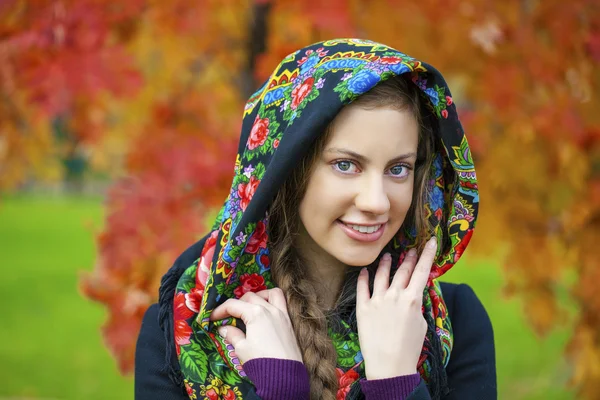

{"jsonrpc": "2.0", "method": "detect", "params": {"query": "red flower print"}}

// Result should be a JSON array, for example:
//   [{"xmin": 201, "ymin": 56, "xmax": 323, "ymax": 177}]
[
  {"xmin": 338, "ymin": 367, "xmax": 359, "ymax": 387},
  {"xmin": 185, "ymin": 382, "xmax": 194, "ymax": 397},
  {"xmin": 315, "ymin": 47, "xmax": 328, "ymax": 57},
  {"xmin": 299, "ymin": 48, "xmax": 327, "ymax": 66},
  {"xmin": 174, "ymin": 292, "xmax": 194, "ymax": 352},
  {"xmin": 205, "ymin": 388, "xmax": 218, "ymax": 400},
  {"xmin": 434, "ymin": 208, "xmax": 444, "ymax": 221},
  {"xmin": 445, "ymin": 95, "xmax": 453, "ymax": 105},
  {"xmin": 429, "ymin": 287, "xmax": 447, "ymax": 318},
  {"xmin": 238, "ymin": 176, "xmax": 260, "ymax": 210},
  {"xmin": 234, "ymin": 273, "xmax": 267, "ymax": 298},
  {"xmin": 336, "ymin": 368, "xmax": 359, "ymax": 400},
  {"xmin": 291, "ymin": 77, "xmax": 314, "ymax": 109},
  {"xmin": 248, "ymin": 117, "xmax": 269, "ymax": 150},
  {"xmin": 441, "ymin": 109, "xmax": 449, "ymax": 119},
  {"xmin": 185, "ymin": 242, "xmax": 214, "ymax": 313},
  {"xmin": 418, "ymin": 352, "xmax": 427, "ymax": 370},
  {"xmin": 246, "ymin": 220, "xmax": 267, "ymax": 254},
  {"xmin": 298, "ymin": 55, "xmax": 310, "ymax": 65},
  {"xmin": 380, "ymin": 56, "xmax": 403, "ymax": 64},
  {"xmin": 202, "ymin": 230, "xmax": 218, "ymax": 257},
  {"xmin": 454, "ymin": 229, "xmax": 474, "ymax": 263},
  {"xmin": 273, "ymin": 138, "xmax": 279, "ymax": 148},
  {"xmin": 196, "ymin": 242, "xmax": 214, "ymax": 290},
  {"xmin": 337, "ymin": 386, "xmax": 351, "ymax": 400},
  {"xmin": 185, "ymin": 287, "xmax": 203, "ymax": 314},
  {"xmin": 223, "ymin": 389, "xmax": 236, "ymax": 400},
  {"xmin": 259, "ymin": 253, "xmax": 270, "ymax": 268}
]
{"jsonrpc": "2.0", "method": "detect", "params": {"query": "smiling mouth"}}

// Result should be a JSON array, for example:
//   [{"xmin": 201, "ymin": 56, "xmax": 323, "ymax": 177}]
[
  {"xmin": 337, "ymin": 220, "xmax": 387, "ymax": 242},
  {"xmin": 344, "ymin": 223, "xmax": 382, "ymax": 234},
  {"xmin": 339, "ymin": 219, "xmax": 387, "ymax": 228}
]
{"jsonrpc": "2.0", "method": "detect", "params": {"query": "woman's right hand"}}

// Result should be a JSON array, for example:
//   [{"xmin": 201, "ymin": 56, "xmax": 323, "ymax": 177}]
[{"xmin": 209, "ymin": 288, "xmax": 303, "ymax": 364}]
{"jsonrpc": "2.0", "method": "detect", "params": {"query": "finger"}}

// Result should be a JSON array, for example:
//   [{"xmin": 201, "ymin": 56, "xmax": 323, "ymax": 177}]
[
  {"xmin": 252, "ymin": 288, "xmax": 287, "ymax": 313},
  {"xmin": 407, "ymin": 237, "xmax": 437, "ymax": 294},
  {"xmin": 372, "ymin": 253, "xmax": 392, "ymax": 295},
  {"xmin": 238, "ymin": 291, "xmax": 274, "ymax": 309},
  {"xmin": 266, "ymin": 288, "xmax": 288, "ymax": 312},
  {"xmin": 390, "ymin": 248, "xmax": 418, "ymax": 290},
  {"xmin": 356, "ymin": 268, "xmax": 370, "ymax": 304},
  {"xmin": 217, "ymin": 325, "xmax": 245, "ymax": 347},
  {"xmin": 210, "ymin": 299, "xmax": 255, "ymax": 322},
  {"xmin": 251, "ymin": 290, "xmax": 271, "ymax": 302}
]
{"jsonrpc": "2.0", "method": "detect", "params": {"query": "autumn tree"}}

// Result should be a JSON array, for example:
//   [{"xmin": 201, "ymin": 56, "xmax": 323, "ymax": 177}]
[{"xmin": 0, "ymin": 0, "xmax": 145, "ymax": 189}]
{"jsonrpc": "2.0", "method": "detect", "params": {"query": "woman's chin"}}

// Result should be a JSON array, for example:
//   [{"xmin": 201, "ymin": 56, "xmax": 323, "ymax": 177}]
[{"xmin": 335, "ymin": 249, "xmax": 381, "ymax": 268}]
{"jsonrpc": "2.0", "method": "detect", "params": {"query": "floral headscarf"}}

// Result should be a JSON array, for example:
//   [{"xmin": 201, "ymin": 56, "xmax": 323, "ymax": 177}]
[{"xmin": 165, "ymin": 38, "xmax": 478, "ymax": 399}]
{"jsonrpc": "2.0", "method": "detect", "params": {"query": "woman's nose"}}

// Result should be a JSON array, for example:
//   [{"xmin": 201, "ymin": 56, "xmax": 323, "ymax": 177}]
[{"xmin": 354, "ymin": 176, "xmax": 390, "ymax": 215}]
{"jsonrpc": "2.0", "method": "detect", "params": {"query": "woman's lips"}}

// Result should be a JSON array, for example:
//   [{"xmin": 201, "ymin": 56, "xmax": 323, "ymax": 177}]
[{"xmin": 336, "ymin": 220, "xmax": 386, "ymax": 243}]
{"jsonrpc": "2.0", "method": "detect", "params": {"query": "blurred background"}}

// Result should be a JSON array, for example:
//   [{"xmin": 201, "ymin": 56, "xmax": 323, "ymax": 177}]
[{"xmin": 1, "ymin": 0, "xmax": 599, "ymax": 399}]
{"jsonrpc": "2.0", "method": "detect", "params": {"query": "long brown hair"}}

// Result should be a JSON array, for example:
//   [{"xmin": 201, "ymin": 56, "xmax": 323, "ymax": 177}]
[{"xmin": 267, "ymin": 75, "xmax": 439, "ymax": 400}]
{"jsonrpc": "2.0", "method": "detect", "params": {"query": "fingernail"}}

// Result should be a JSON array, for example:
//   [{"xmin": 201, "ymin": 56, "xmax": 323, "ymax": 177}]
[
  {"xmin": 217, "ymin": 326, "xmax": 227, "ymax": 339},
  {"xmin": 360, "ymin": 267, "xmax": 368, "ymax": 275},
  {"xmin": 427, "ymin": 237, "xmax": 437, "ymax": 248},
  {"xmin": 408, "ymin": 248, "xmax": 417, "ymax": 257},
  {"xmin": 382, "ymin": 253, "xmax": 391, "ymax": 261}
]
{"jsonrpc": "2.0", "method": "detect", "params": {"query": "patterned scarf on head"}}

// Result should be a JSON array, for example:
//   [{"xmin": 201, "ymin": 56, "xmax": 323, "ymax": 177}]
[{"xmin": 172, "ymin": 38, "xmax": 478, "ymax": 400}]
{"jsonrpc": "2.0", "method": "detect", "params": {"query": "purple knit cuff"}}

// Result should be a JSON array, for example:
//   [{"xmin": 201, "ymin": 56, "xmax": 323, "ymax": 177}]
[
  {"xmin": 360, "ymin": 373, "xmax": 421, "ymax": 400},
  {"xmin": 243, "ymin": 358, "xmax": 310, "ymax": 400}
]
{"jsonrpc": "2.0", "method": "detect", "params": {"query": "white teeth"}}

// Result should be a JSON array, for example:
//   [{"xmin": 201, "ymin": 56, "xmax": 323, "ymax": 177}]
[{"xmin": 349, "ymin": 224, "xmax": 381, "ymax": 234}]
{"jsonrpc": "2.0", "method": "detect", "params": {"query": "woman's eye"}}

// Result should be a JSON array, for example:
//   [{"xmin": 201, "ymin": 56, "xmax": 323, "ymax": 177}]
[
  {"xmin": 334, "ymin": 160, "xmax": 357, "ymax": 173},
  {"xmin": 389, "ymin": 164, "xmax": 410, "ymax": 177}
]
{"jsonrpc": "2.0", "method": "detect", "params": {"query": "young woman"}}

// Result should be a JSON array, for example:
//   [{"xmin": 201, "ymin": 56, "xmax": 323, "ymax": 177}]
[{"xmin": 135, "ymin": 38, "xmax": 496, "ymax": 400}]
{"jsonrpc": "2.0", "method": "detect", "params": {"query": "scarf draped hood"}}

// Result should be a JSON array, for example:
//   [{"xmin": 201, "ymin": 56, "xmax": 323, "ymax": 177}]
[{"xmin": 169, "ymin": 38, "xmax": 479, "ymax": 400}]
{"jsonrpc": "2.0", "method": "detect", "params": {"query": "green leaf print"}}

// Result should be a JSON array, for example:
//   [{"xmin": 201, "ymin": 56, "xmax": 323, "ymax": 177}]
[
  {"xmin": 282, "ymin": 105, "xmax": 293, "ymax": 122},
  {"xmin": 207, "ymin": 349, "xmax": 228, "ymax": 378},
  {"xmin": 253, "ymin": 162, "xmax": 266, "ymax": 180},
  {"xmin": 222, "ymin": 366, "xmax": 243, "ymax": 385},
  {"xmin": 334, "ymin": 341, "xmax": 360, "ymax": 368},
  {"xmin": 179, "ymin": 341, "xmax": 208, "ymax": 382},
  {"xmin": 216, "ymin": 281, "xmax": 226, "ymax": 296},
  {"xmin": 330, "ymin": 331, "xmax": 361, "ymax": 368},
  {"xmin": 177, "ymin": 263, "xmax": 199, "ymax": 292},
  {"xmin": 216, "ymin": 281, "xmax": 235, "ymax": 298},
  {"xmin": 334, "ymin": 79, "xmax": 357, "ymax": 104},
  {"xmin": 195, "ymin": 328, "xmax": 215, "ymax": 350},
  {"xmin": 243, "ymin": 148, "xmax": 259, "ymax": 162},
  {"xmin": 237, "ymin": 253, "xmax": 259, "ymax": 275}
]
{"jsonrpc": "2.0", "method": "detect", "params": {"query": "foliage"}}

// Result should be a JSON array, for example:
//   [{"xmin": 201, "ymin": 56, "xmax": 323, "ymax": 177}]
[
  {"xmin": 0, "ymin": 0, "xmax": 143, "ymax": 188},
  {"xmin": 1, "ymin": 0, "xmax": 599, "ymax": 397}
]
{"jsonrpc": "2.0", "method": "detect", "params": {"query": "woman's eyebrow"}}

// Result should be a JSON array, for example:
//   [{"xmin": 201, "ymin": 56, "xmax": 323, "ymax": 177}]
[{"xmin": 325, "ymin": 147, "xmax": 417, "ymax": 163}]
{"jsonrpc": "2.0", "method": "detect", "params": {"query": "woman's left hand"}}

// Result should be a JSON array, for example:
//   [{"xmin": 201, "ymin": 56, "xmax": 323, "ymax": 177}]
[{"xmin": 356, "ymin": 237, "xmax": 437, "ymax": 380}]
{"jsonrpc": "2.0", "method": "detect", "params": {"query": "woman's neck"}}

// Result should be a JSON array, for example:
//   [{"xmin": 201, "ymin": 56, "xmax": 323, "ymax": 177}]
[
  {"xmin": 295, "ymin": 231, "xmax": 348, "ymax": 310},
  {"xmin": 310, "ymin": 261, "xmax": 347, "ymax": 310}
]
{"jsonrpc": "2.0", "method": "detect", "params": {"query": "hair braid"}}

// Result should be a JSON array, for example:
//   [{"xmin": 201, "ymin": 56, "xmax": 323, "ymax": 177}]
[
  {"xmin": 269, "ymin": 183, "xmax": 339, "ymax": 399},
  {"xmin": 276, "ymin": 258, "xmax": 339, "ymax": 399}
]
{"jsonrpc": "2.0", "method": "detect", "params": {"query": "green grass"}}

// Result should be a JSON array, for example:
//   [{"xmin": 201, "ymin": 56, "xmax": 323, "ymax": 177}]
[
  {"xmin": 441, "ymin": 260, "xmax": 574, "ymax": 399},
  {"xmin": 0, "ymin": 195, "xmax": 575, "ymax": 399},
  {"xmin": 0, "ymin": 195, "xmax": 132, "ymax": 400}
]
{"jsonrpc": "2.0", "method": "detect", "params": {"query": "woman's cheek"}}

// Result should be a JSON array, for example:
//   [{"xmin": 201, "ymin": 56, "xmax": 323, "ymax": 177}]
[{"xmin": 388, "ymin": 186, "xmax": 414, "ymax": 225}]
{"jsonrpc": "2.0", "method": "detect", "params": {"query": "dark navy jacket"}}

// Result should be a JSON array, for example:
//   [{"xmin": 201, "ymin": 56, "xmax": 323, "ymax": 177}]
[{"xmin": 135, "ymin": 243, "xmax": 497, "ymax": 399}]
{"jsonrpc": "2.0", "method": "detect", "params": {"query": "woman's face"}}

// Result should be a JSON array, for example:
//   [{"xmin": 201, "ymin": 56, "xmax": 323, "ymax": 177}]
[{"xmin": 298, "ymin": 105, "xmax": 419, "ymax": 268}]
